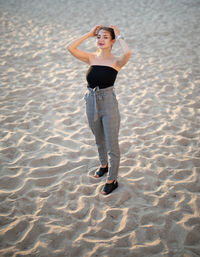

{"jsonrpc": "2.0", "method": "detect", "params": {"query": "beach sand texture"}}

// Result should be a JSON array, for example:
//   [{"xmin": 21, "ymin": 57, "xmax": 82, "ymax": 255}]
[{"xmin": 0, "ymin": 0, "xmax": 200, "ymax": 256}]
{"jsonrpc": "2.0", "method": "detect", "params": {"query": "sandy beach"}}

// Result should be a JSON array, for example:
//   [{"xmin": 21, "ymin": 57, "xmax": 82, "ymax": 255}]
[{"xmin": 0, "ymin": 0, "xmax": 200, "ymax": 256}]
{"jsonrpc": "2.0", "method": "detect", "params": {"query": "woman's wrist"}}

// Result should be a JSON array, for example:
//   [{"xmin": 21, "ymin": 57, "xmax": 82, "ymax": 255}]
[
  {"xmin": 116, "ymin": 35, "xmax": 124, "ymax": 41},
  {"xmin": 87, "ymin": 32, "xmax": 93, "ymax": 38}
]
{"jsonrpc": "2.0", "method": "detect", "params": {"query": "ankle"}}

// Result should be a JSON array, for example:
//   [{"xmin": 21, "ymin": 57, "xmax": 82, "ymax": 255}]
[
  {"xmin": 101, "ymin": 164, "xmax": 108, "ymax": 168},
  {"xmin": 106, "ymin": 180, "xmax": 116, "ymax": 184}
]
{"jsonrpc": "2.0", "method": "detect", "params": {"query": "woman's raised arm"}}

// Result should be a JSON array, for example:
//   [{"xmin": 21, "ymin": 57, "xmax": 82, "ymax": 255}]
[
  {"xmin": 66, "ymin": 25, "xmax": 102, "ymax": 64},
  {"xmin": 110, "ymin": 25, "xmax": 131, "ymax": 68}
]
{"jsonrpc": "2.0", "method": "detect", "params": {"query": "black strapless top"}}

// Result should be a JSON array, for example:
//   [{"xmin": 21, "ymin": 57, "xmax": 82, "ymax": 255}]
[{"xmin": 86, "ymin": 65, "xmax": 118, "ymax": 89}]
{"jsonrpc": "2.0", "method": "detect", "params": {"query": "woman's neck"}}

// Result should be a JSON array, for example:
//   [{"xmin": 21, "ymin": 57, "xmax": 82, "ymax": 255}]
[{"xmin": 97, "ymin": 49, "xmax": 113, "ymax": 59}]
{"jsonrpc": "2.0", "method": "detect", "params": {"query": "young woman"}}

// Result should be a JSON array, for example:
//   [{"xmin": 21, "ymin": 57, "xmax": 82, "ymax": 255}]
[{"xmin": 67, "ymin": 25, "xmax": 131, "ymax": 195}]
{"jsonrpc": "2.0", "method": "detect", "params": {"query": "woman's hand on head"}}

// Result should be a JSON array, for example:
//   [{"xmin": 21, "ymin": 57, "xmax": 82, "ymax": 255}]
[
  {"xmin": 89, "ymin": 25, "xmax": 102, "ymax": 37},
  {"xmin": 110, "ymin": 25, "xmax": 120, "ymax": 37}
]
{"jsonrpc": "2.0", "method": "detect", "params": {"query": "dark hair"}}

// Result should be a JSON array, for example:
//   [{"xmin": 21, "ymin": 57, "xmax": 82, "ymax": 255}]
[{"xmin": 97, "ymin": 27, "xmax": 115, "ymax": 40}]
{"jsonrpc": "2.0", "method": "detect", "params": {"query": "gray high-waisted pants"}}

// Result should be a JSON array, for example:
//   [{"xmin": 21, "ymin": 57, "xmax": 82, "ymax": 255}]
[{"xmin": 84, "ymin": 86, "xmax": 120, "ymax": 181}]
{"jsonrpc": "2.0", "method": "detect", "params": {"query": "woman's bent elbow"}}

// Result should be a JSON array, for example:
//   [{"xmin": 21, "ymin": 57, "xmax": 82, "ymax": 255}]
[
  {"xmin": 66, "ymin": 45, "xmax": 71, "ymax": 51},
  {"xmin": 127, "ymin": 50, "xmax": 131, "ymax": 59},
  {"xmin": 126, "ymin": 51, "xmax": 131, "ymax": 62},
  {"xmin": 66, "ymin": 45, "xmax": 75, "ymax": 55}
]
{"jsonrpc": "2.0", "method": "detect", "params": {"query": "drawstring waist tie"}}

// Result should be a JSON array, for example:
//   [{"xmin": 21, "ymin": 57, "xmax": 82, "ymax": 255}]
[{"xmin": 87, "ymin": 86, "xmax": 114, "ymax": 121}]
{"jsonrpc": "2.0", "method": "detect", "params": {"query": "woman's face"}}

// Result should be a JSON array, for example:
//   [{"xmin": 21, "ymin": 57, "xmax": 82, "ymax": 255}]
[{"xmin": 97, "ymin": 29, "xmax": 114, "ymax": 49}]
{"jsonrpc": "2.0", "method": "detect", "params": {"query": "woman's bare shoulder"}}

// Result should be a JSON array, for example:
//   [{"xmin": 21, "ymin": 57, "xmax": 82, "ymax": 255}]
[{"xmin": 88, "ymin": 53, "xmax": 96, "ymax": 64}]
